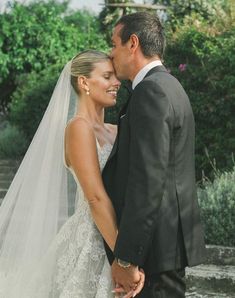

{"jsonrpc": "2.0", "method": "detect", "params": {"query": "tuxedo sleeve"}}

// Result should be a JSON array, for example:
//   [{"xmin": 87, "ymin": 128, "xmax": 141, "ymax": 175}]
[{"xmin": 114, "ymin": 80, "xmax": 173, "ymax": 266}]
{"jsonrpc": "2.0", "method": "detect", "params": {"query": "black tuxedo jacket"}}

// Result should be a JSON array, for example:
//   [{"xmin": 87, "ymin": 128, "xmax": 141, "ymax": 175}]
[{"xmin": 102, "ymin": 65, "xmax": 205, "ymax": 275}]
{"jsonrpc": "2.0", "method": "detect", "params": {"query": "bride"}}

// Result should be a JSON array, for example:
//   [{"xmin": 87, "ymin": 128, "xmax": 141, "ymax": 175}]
[{"xmin": 0, "ymin": 50, "xmax": 144, "ymax": 298}]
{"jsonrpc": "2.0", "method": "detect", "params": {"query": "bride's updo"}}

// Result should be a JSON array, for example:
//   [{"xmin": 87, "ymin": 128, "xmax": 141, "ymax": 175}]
[{"xmin": 71, "ymin": 50, "xmax": 110, "ymax": 95}]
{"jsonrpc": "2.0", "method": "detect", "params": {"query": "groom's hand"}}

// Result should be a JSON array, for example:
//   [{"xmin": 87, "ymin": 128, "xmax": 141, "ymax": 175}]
[{"xmin": 111, "ymin": 259, "xmax": 141, "ymax": 293}]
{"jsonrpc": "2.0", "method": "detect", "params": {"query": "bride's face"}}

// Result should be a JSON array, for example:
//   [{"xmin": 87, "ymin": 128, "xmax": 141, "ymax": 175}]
[{"xmin": 87, "ymin": 60, "xmax": 120, "ymax": 107}]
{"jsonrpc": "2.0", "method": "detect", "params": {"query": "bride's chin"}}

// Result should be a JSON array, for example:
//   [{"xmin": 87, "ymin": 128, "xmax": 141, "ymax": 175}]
[{"xmin": 106, "ymin": 100, "xmax": 117, "ymax": 107}]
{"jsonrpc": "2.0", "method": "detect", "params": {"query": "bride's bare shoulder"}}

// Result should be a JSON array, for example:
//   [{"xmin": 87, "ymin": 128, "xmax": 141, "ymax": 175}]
[
  {"xmin": 65, "ymin": 117, "xmax": 94, "ymax": 142},
  {"xmin": 67, "ymin": 116, "xmax": 92, "ymax": 128}
]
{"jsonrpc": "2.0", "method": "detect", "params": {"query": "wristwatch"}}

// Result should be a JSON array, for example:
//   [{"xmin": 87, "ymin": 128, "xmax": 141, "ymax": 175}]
[{"xmin": 116, "ymin": 258, "xmax": 131, "ymax": 268}]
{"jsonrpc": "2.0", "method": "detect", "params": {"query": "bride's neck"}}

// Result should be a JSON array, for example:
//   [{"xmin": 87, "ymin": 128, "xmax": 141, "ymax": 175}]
[{"xmin": 76, "ymin": 99, "xmax": 105, "ymax": 126}]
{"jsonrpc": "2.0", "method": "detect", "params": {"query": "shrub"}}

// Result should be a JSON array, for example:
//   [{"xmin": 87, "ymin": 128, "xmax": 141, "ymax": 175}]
[
  {"xmin": 198, "ymin": 166, "xmax": 235, "ymax": 246},
  {"xmin": 0, "ymin": 123, "xmax": 28, "ymax": 158},
  {"xmin": 159, "ymin": 0, "xmax": 233, "ymax": 30},
  {"xmin": 165, "ymin": 19, "xmax": 235, "ymax": 179},
  {"xmin": 9, "ymin": 64, "xmax": 61, "ymax": 141},
  {"xmin": 0, "ymin": 1, "xmax": 108, "ymax": 112}
]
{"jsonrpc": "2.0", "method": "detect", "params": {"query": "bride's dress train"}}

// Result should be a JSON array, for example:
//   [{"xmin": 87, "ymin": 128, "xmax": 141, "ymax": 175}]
[{"xmin": 0, "ymin": 142, "xmax": 114, "ymax": 298}]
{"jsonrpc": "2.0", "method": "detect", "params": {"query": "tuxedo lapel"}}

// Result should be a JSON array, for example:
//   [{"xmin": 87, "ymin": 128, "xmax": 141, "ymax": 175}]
[
  {"xmin": 106, "ymin": 135, "xmax": 118, "ymax": 163},
  {"xmin": 105, "ymin": 67, "xmax": 167, "ymax": 164}
]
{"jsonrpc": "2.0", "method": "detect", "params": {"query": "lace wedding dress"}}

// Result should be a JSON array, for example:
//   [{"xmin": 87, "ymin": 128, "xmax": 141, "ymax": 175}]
[{"xmin": 17, "ymin": 142, "xmax": 114, "ymax": 298}]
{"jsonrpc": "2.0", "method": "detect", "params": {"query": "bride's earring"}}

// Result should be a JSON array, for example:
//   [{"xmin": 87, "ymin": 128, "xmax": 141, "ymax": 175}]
[{"xmin": 86, "ymin": 89, "xmax": 90, "ymax": 95}]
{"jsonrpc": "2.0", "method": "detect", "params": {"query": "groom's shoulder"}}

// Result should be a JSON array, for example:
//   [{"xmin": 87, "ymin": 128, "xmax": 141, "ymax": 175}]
[
  {"xmin": 144, "ymin": 68, "xmax": 185, "ymax": 91},
  {"xmin": 140, "ymin": 70, "xmax": 177, "ymax": 89}
]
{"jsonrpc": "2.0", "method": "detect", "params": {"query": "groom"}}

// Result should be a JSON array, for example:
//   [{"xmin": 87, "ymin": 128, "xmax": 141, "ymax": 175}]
[{"xmin": 102, "ymin": 12, "xmax": 205, "ymax": 297}]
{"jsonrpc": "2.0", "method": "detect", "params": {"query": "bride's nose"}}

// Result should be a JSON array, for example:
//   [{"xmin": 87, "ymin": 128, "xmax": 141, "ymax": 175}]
[{"xmin": 113, "ymin": 78, "xmax": 121, "ymax": 88}]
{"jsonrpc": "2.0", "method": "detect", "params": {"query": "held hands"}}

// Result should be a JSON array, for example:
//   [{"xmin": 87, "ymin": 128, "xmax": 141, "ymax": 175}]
[{"xmin": 111, "ymin": 259, "xmax": 145, "ymax": 297}]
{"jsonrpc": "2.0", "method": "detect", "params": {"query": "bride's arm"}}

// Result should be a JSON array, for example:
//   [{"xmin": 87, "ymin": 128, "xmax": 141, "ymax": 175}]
[{"xmin": 65, "ymin": 118, "xmax": 118, "ymax": 251}]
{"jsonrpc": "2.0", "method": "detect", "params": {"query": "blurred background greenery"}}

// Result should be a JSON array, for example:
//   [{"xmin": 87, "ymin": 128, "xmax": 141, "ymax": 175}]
[{"xmin": 0, "ymin": 0, "xmax": 234, "ymax": 245}]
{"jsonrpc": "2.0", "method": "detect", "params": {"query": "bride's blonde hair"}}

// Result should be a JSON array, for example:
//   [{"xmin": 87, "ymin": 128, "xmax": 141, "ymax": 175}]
[{"xmin": 71, "ymin": 50, "xmax": 110, "ymax": 94}]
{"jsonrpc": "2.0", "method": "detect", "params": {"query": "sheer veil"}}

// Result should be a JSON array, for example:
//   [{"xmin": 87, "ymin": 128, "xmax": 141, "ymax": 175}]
[{"xmin": 0, "ymin": 61, "xmax": 76, "ymax": 295}]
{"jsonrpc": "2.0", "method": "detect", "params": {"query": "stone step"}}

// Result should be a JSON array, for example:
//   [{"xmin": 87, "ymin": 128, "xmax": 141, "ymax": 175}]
[
  {"xmin": 0, "ymin": 172, "xmax": 15, "ymax": 180},
  {"xmin": 0, "ymin": 180, "xmax": 11, "ymax": 189},
  {"xmin": 0, "ymin": 188, "xmax": 7, "ymax": 198},
  {"xmin": 205, "ymin": 245, "xmax": 235, "ymax": 266},
  {"xmin": 186, "ymin": 288, "xmax": 233, "ymax": 297},
  {"xmin": 0, "ymin": 159, "xmax": 21, "ymax": 167},
  {"xmin": 186, "ymin": 264, "xmax": 235, "ymax": 296},
  {"xmin": 0, "ymin": 165, "xmax": 19, "ymax": 173}
]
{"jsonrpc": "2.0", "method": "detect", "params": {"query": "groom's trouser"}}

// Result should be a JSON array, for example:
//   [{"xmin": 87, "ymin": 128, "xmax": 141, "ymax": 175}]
[{"xmin": 136, "ymin": 269, "xmax": 186, "ymax": 298}]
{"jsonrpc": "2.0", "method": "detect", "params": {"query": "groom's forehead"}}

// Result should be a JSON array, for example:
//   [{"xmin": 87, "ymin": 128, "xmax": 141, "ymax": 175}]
[{"xmin": 112, "ymin": 24, "xmax": 123, "ymax": 39}]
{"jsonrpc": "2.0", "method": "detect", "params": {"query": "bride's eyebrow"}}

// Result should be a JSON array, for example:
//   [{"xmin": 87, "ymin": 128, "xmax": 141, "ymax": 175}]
[{"xmin": 103, "ymin": 71, "xmax": 114, "ymax": 75}]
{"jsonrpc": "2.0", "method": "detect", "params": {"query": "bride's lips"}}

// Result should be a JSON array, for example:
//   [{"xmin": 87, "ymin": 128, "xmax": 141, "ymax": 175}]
[{"xmin": 107, "ymin": 89, "xmax": 118, "ymax": 97}]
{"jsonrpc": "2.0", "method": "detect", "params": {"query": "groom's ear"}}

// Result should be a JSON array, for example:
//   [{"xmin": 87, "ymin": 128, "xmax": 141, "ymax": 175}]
[{"xmin": 129, "ymin": 34, "xmax": 139, "ymax": 53}]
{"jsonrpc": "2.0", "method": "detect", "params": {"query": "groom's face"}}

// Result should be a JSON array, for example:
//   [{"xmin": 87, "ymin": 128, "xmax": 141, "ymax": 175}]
[{"xmin": 110, "ymin": 24, "xmax": 132, "ymax": 80}]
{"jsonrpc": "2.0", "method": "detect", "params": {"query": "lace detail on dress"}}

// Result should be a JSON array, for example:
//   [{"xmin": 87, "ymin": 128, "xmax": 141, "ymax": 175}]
[
  {"xmin": 18, "ymin": 143, "xmax": 114, "ymax": 298},
  {"xmin": 97, "ymin": 143, "xmax": 113, "ymax": 171}
]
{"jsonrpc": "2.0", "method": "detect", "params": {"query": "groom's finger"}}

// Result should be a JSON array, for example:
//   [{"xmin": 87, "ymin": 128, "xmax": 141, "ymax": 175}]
[
  {"xmin": 131, "ymin": 269, "xmax": 145, "ymax": 297},
  {"xmin": 123, "ymin": 290, "xmax": 135, "ymax": 298}
]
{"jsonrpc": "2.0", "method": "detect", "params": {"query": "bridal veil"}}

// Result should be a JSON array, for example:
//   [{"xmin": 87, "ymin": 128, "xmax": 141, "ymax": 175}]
[{"xmin": 0, "ymin": 60, "xmax": 76, "ymax": 295}]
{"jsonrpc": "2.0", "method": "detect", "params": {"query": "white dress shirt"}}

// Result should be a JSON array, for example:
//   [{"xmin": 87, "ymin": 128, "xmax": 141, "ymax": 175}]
[{"xmin": 132, "ymin": 60, "xmax": 163, "ymax": 90}]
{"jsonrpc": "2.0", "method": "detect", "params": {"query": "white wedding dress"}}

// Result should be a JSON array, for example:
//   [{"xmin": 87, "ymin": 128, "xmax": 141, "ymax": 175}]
[{"xmin": 3, "ymin": 141, "xmax": 114, "ymax": 298}]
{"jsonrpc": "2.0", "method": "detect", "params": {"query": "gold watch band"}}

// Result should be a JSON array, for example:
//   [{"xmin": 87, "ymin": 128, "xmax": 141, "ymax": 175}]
[{"xmin": 116, "ymin": 258, "xmax": 131, "ymax": 268}]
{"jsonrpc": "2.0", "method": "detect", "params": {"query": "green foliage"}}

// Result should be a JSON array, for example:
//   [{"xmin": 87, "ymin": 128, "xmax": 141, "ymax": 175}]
[
  {"xmin": 154, "ymin": 0, "xmax": 233, "ymax": 30},
  {"xmin": 9, "ymin": 64, "xmax": 62, "ymax": 141},
  {"xmin": 198, "ymin": 166, "xmax": 235, "ymax": 246},
  {"xmin": 64, "ymin": 10, "xmax": 108, "ymax": 50},
  {"xmin": 99, "ymin": 0, "xmax": 136, "ymax": 43},
  {"xmin": 2, "ymin": 0, "xmax": 234, "ymax": 180},
  {"xmin": 165, "ymin": 19, "xmax": 235, "ymax": 179},
  {"xmin": 0, "ymin": 123, "xmax": 28, "ymax": 158},
  {"xmin": 0, "ymin": 0, "xmax": 108, "ymax": 112}
]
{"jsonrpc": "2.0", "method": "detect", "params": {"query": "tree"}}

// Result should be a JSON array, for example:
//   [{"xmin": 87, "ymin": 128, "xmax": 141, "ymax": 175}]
[
  {"xmin": 0, "ymin": 0, "xmax": 108, "ymax": 112},
  {"xmin": 153, "ymin": 0, "xmax": 233, "ymax": 30},
  {"xmin": 165, "ymin": 19, "xmax": 235, "ymax": 179},
  {"xmin": 99, "ymin": 0, "xmax": 136, "ymax": 43}
]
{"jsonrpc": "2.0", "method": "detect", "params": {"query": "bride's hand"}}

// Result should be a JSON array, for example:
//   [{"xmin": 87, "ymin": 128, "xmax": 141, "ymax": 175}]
[{"xmin": 113, "ymin": 268, "xmax": 145, "ymax": 298}]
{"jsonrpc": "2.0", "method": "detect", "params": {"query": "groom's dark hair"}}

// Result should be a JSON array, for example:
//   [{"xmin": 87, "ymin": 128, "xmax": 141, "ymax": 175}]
[{"xmin": 115, "ymin": 12, "xmax": 165, "ymax": 59}]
